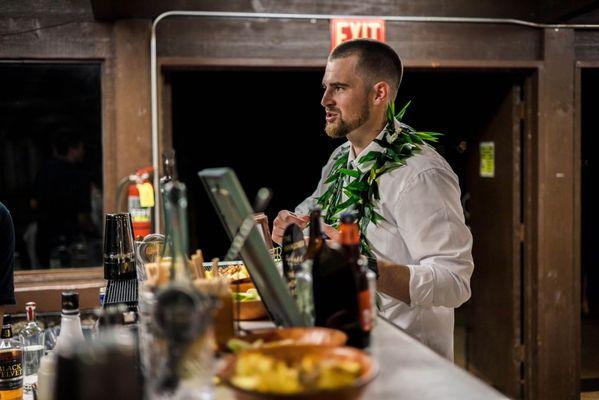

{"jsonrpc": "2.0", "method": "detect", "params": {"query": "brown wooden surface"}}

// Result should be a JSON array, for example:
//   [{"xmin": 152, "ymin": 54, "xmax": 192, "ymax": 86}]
[
  {"xmin": 156, "ymin": 18, "xmax": 542, "ymax": 62},
  {"xmin": 467, "ymin": 84, "xmax": 522, "ymax": 398},
  {"xmin": 113, "ymin": 19, "xmax": 153, "ymax": 210},
  {"xmin": 533, "ymin": 28, "xmax": 578, "ymax": 400},
  {"xmin": 523, "ymin": 74, "xmax": 539, "ymax": 400},
  {"xmin": 574, "ymin": 63, "xmax": 582, "ymax": 393},
  {"xmin": 90, "ymin": 0, "xmax": 537, "ymax": 21},
  {"xmin": 10, "ymin": 267, "xmax": 105, "ymax": 314}
]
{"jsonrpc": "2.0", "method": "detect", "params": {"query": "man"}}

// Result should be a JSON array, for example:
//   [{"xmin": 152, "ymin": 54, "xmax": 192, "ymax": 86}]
[
  {"xmin": 272, "ymin": 39, "xmax": 473, "ymax": 360},
  {"xmin": 0, "ymin": 202, "xmax": 17, "ymax": 324}
]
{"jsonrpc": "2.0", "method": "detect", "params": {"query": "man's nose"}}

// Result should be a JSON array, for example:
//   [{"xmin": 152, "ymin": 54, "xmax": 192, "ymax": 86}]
[{"xmin": 321, "ymin": 88, "xmax": 334, "ymax": 108}]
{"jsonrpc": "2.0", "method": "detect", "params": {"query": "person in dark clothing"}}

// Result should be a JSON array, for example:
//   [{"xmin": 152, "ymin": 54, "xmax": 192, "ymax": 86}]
[
  {"xmin": 0, "ymin": 202, "xmax": 17, "ymax": 323},
  {"xmin": 32, "ymin": 130, "xmax": 93, "ymax": 268}
]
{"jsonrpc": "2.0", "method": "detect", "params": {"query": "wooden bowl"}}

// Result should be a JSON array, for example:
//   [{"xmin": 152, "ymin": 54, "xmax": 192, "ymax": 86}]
[
  {"xmin": 237, "ymin": 327, "xmax": 347, "ymax": 348},
  {"xmin": 218, "ymin": 345, "xmax": 378, "ymax": 400},
  {"xmin": 230, "ymin": 281, "xmax": 255, "ymax": 293},
  {"xmin": 232, "ymin": 299, "xmax": 268, "ymax": 321}
]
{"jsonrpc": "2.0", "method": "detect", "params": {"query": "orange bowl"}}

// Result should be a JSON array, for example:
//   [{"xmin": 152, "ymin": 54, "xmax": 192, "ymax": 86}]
[
  {"xmin": 237, "ymin": 327, "xmax": 347, "ymax": 348},
  {"xmin": 218, "ymin": 345, "xmax": 378, "ymax": 400}
]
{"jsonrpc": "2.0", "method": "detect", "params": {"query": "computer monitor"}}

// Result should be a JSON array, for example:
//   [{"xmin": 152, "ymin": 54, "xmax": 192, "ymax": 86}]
[{"xmin": 198, "ymin": 167, "xmax": 305, "ymax": 327}]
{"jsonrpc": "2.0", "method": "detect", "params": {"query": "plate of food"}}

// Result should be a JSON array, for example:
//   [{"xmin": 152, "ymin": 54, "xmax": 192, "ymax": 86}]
[
  {"xmin": 205, "ymin": 260, "xmax": 251, "ymax": 283},
  {"xmin": 227, "ymin": 327, "xmax": 347, "ymax": 353},
  {"xmin": 218, "ymin": 345, "xmax": 378, "ymax": 400}
]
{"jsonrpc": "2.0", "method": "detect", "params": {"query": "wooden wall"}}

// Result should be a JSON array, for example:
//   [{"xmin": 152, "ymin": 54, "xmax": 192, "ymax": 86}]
[
  {"xmin": 3, "ymin": 1, "xmax": 599, "ymax": 398},
  {"xmin": 0, "ymin": 0, "xmax": 152, "ymax": 214}
]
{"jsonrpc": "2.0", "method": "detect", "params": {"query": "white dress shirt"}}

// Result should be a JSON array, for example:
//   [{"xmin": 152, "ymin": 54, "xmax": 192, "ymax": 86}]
[{"xmin": 296, "ymin": 121, "xmax": 474, "ymax": 360}]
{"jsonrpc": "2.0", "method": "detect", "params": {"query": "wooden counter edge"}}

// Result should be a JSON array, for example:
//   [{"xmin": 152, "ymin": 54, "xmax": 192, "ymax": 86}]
[{"xmin": 9, "ymin": 267, "xmax": 105, "ymax": 314}]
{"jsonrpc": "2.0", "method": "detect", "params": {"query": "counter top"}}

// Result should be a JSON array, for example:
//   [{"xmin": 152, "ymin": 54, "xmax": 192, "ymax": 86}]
[{"xmin": 216, "ymin": 316, "xmax": 507, "ymax": 399}]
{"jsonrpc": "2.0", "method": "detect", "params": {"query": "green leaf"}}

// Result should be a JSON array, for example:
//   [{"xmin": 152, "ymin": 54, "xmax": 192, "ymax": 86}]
[
  {"xmin": 346, "ymin": 180, "xmax": 369, "ymax": 192},
  {"xmin": 386, "ymin": 102, "xmax": 395, "ymax": 121},
  {"xmin": 396, "ymin": 100, "xmax": 411, "ymax": 120},
  {"xmin": 324, "ymin": 173, "xmax": 340, "ymax": 184},
  {"xmin": 372, "ymin": 210, "xmax": 386, "ymax": 224},
  {"xmin": 357, "ymin": 151, "xmax": 380, "ymax": 164},
  {"xmin": 371, "ymin": 181, "xmax": 380, "ymax": 200},
  {"xmin": 373, "ymin": 138, "xmax": 391, "ymax": 149},
  {"xmin": 338, "ymin": 168, "xmax": 361, "ymax": 178}
]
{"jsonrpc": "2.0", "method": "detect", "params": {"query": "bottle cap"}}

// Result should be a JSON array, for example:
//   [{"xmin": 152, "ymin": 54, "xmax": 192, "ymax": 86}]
[
  {"xmin": 62, "ymin": 291, "xmax": 80, "ymax": 315},
  {"xmin": 340, "ymin": 211, "xmax": 357, "ymax": 224},
  {"xmin": 26, "ymin": 302, "xmax": 37, "ymax": 321}
]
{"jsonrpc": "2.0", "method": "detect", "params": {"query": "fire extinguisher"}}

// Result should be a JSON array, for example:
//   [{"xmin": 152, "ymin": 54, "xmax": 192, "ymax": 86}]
[{"xmin": 127, "ymin": 167, "xmax": 154, "ymax": 239}]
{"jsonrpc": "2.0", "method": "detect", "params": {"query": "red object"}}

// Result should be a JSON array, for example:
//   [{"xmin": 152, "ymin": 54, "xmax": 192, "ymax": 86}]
[
  {"xmin": 127, "ymin": 167, "xmax": 154, "ymax": 239},
  {"xmin": 330, "ymin": 18, "xmax": 386, "ymax": 50}
]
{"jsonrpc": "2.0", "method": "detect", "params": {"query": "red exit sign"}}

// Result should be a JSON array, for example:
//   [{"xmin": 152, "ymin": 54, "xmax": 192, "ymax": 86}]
[{"xmin": 330, "ymin": 18, "xmax": 386, "ymax": 49}]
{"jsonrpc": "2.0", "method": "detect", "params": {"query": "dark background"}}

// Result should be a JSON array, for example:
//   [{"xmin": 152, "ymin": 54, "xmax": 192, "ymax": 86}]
[
  {"xmin": 0, "ymin": 63, "xmax": 103, "ymax": 269},
  {"xmin": 171, "ymin": 69, "xmax": 520, "ymax": 259}
]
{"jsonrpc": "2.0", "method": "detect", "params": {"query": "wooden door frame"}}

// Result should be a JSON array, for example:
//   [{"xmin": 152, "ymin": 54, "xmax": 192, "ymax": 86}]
[{"xmin": 574, "ymin": 60, "xmax": 599, "ymax": 391}]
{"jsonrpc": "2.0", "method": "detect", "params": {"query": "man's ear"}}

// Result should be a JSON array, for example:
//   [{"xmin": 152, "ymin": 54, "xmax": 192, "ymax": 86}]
[{"xmin": 372, "ymin": 81, "xmax": 390, "ymax": 106}]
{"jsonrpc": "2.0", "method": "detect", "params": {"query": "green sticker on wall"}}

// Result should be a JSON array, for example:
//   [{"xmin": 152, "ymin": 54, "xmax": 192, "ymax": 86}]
[{"xmin": 480, "ymin": 142, "xmax": 495, "ymax": 178}]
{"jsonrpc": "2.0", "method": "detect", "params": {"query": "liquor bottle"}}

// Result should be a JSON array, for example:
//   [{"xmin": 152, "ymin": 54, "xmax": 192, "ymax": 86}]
[
  {"xmin": 54, "ymin": 291, "xmax": 85, "ymax": 354},
  {"xmin": 19, "ymin": 302, "xmax": 44, "ymax": 392},
  {"xmin": 308, "ymin": 208, "xmax": 363, "ymax": 347},
  {"xmin": 0, "ymin": 315, "xmax": 24, "ymax": 400},
  {"xmin": 160, "ymin": 150, "xmax": 177, "ymax": 258},
  {"xmin": 338, "ymin": 213, "xmax": 372, "ymax": 348}
]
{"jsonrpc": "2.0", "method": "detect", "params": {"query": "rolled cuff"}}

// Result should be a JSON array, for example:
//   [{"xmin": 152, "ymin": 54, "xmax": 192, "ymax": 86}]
[
  {"xmin": 407, "ymin": 263, "xmax": 435, "ymax": 307},
  {"xmin": 407, "ymin": 262, "xmax": 472, "ymax": 308}
]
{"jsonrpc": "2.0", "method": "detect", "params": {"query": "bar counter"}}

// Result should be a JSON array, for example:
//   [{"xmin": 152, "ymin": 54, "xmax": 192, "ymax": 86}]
[{"xmin": 215, "ymin": 316, "xmax": 507, "ymax": 399}]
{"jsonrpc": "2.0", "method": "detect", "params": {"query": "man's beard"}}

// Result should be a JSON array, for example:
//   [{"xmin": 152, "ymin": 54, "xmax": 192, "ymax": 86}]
[{"xmin": 325, "ymin": 102, "xmax": 370, "ymax": 139}]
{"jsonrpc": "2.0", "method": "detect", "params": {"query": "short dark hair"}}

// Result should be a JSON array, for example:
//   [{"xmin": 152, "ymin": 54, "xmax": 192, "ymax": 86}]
[{"xmin": 330, "ymin": 39, "xmax": 403, "ymax": 100}]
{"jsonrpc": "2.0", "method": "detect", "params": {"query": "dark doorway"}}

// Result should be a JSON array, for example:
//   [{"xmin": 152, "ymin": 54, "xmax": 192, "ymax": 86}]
[
  {"xmin": 581, "ymin": 69, "xmax": 599, "ymax": 391},
  {"xmin": 171, "ymin": 68, "xmax": 528, "ymax": 397},
  {"xmin": 0, "ymin": 63, "xmax": 103, "ymax": 269}
]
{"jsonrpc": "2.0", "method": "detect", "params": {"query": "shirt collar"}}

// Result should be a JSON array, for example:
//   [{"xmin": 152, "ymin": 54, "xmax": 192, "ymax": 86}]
[{"xmin": 347, "ymin": 120, "xmax": 397, "ymax": 173}]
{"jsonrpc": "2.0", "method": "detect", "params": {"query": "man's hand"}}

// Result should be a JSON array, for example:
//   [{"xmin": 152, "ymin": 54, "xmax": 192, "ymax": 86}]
[
  {"xmin": 377, "ymin": 260, "xmax": 411, "ymax": 305},
  {"xmin": 322, "ymin": 223, "xmax": 340, "ymax": 242},
  {"xmin": 272, "ymin": 210, "xmax": 310, "ymax": 245}
]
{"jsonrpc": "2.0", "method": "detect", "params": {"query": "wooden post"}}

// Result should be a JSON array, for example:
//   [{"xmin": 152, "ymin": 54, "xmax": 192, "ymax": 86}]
[
  {"xmin": 111, "ymin": 20, "xmax": 152, "ymax": 210},
  {"xmin": 530, "ymin": 28, "xmax": 578, "ymax": 399}
]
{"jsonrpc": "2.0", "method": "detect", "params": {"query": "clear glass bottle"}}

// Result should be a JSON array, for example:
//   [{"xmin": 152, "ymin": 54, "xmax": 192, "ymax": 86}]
[
  {"xmin": 19, "ymin": 302, "xmax": 44, "ymax": 392},
  {"xmin": 54, "ymin": 291, "xmax": 84, "ymax": 354},
  {"xmin": 295, "ymin": 260, "xmax": 314, "ymax": 326},
  {"xmin": 0, "ymin": 315, "xmax": 24, "ymax": 400}
]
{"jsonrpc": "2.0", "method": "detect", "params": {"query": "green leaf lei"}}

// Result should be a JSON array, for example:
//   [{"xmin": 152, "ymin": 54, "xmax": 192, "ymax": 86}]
[{"xmin": 316, "ymin": 102, "xmax": 442, "ymax": 262}]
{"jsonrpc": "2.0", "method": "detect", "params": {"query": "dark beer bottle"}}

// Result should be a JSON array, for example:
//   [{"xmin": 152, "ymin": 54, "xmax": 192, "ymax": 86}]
[
  {"xmin": 338, "ymin": 213, "xmax": 372, "ymax": 348},
  {"xmin": 304, "ymin": 207, "xmax": 325, "ymax": 262}
]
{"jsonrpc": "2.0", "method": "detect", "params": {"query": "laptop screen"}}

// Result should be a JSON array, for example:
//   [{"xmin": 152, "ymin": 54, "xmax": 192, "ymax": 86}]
[{"xmin": 198, "ymin": 167, "xmax": 305, "ymax": 327}]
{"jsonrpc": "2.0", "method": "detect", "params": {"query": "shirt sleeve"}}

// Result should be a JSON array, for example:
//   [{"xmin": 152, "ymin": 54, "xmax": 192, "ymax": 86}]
[
  {"xmin": 395, "ymin": 168, "xmax": 474, "ymax": 308},
  {"xmin": 0, "ymin": 203, "xmax": 16, "ymax": 305}
]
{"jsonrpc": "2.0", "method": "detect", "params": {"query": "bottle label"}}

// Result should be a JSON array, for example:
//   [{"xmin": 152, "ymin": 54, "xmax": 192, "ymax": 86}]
[
  {"xmin": 0, "ymin": 358, "xmax": 23, "ymax": 391},
  {"xmin": 0, "ymin": 327, "xmax": 11, "ymax": 340},
  {"xmin": 358, "ymin": 289, "xmax": 373, "ymax": 332}
]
